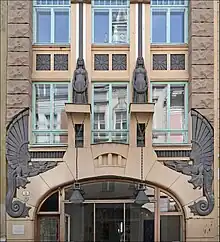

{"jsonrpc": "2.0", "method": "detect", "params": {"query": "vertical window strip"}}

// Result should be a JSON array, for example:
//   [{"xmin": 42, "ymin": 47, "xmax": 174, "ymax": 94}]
[
  {"xmin": 92, "ymin": 1, "xmax": 130, "ymax": 44},
  {"xmin": 32, "ymin": 83, "xmax": 69, "ymax": 145},
  {"xmin": 34, "ymin": 1, "xmax": 70, "ymax": 44},
  {"xmin": 151, "ymin": 0, "xmax": 188, "ymax": 44},
  {"xmin": 92, "ymin": 83, "xmax": 129, "ymax": 144}
]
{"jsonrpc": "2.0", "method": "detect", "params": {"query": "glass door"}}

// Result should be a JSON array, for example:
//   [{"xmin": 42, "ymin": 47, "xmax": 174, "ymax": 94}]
[{"xmin": 64, "ymin": 202, "xmax": 155, "ymax": 242}]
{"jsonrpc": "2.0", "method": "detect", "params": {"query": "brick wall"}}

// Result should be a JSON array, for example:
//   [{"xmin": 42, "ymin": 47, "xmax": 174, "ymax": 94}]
[
  {"xmin": 188, "ymin": 0, "xmax": 214, "ymax": 124},
  {"xmin": 7, "ymin": 0, "xmax": 33, "ymax": 123}
]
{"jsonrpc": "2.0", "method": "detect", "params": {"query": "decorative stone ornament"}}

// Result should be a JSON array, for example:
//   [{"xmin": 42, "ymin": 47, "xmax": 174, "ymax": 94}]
[
  {"xmin": 164, "ymin": 109, "xmax": 214, "ymax": 216},
  {"xmin": 132, "ymin": 57, "xmax": 148, "ymax": 103},
  {"xmin": 5, "ymin": 108, "xmax": 58, "ymax": 218},
  {"xmin": 72, "ymin": 57, "xmax": 89, "ymax": 104}
]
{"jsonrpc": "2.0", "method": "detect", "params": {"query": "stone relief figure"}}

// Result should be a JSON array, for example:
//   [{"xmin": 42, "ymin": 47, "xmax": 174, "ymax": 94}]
[
  {"xmin": 72, "ymin": 57, "xmax": 89, "ymax": 104},
  {"xmin": 132, "ymin": 57, "xmax": 148, "ymax": 103}
]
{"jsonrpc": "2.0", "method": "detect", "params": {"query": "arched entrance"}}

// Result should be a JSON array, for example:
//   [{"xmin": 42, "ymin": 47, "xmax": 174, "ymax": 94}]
[{"xmin": 36, "ymin": 179, "xmax": 185, "ymax": 242}]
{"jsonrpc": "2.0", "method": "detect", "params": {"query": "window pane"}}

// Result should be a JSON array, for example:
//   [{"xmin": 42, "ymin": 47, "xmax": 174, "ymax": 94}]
[
  {"xmin": 35, "ymin": 84, "xmax": 51, "ymax": 130},
  {"xmin": 152, "ymin": 11, "xmax": 166, "ymax": 43},
  {"xmin": 160, "ymin": 191, "xmax": 180, "ymax": 212},
  {"xmin": 170, "ymin": 11, "xmax": 184, "ymax": 43},
  {"xmin": 37, "ymin": 11, "xmax": 51, "ymax": 43},
  {"xmin": 94, "ymin": 11, "xmax": 109, "ymax": 43},
  {"xmin": 112, "ymin": 9, "xmax": 128, "ymax": 43},
  {"xmin": 152, "ymin": 85, "xmax": 167, "ymax": 130},
  {"xmin": 170, "ymin": 86, "xmax": 185, "ymax": 130},
  {"xmin": 112, "ymin": 85, "xmax": 127, "ymax": 130},
  {"xmin": 39, "ymin": 217, "xmax": 59, "ymax": 241},
  {"xmin": 55, "ymin": 11, "xmax": 69, "ymax": 43},
  {"xmin": 160, "ymin": 216, "xmax": 181, "ymax": 242},
  {"xmin": 53, "ymin": 84, "xmax": 68, "ymax": 130}
]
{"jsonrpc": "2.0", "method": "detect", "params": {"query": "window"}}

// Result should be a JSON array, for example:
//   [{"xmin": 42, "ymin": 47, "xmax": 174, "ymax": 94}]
[
  {"xmin": 32, "ymin": 83, "xmax": 69, "ymax": 145},
  {"xmin": 151, "ymin": 82, "xmax": 188, "ymax": 144},
  {"xmin": 92, "ymin": 0, "xmax": 129, "ymax": 44},
  {"xmin": 34, "ymin": 0, "xmax": 70, "ymax": 44},
  {"xmin": 92, "ymin": 83, "xmax": 129, "ymax": 144},
  {"xmin": 151, "ymin": 0, "xmax": 188, "ymax": 44}
]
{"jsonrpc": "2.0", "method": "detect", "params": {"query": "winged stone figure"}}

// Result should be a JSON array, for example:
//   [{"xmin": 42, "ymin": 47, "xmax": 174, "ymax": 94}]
[
  {"xmin": 164, "ymin": 109, "xmax": 214, "ymax": 216},
  {"xmin": 5, "ymin": 108, "xmax": 57, "ymax": 218}
]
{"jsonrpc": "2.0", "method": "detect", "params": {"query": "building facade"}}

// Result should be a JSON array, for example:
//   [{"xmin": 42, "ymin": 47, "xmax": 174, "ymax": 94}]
[{"xmin": 0, "ymin": 0, "xmax": 219, "ymax": 241}]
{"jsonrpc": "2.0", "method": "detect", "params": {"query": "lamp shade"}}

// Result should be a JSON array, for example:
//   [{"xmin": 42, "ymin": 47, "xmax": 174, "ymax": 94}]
[
  {"xmin": 134, "ymin": 189, "xmax": 150, "ymax": 205},
  {"xmin": 69, "ymin": 188, "xmax": 84, "ymax": 203}
]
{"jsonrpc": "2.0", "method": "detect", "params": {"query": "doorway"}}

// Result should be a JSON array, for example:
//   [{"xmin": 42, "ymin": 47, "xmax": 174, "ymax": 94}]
[{"xmin": 64, "ymin": 201, "xmax": 155, "ymax": 242}]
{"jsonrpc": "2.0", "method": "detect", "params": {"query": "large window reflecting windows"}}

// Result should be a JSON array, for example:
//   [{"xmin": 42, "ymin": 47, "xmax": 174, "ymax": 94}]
[
  {"xmin": 92, "ymin": 83, "xmax": 129, "ymax": 144},
  {"xmin": 34, "ymin": 0, "xmax": 70, "ymax": 44},
  {"xmin": 32, "ymin": 82, "xmax": 69, "ymax": 145},
  {"xmin": 151, "ymin": 82, "xmax": 188, "ymax": 144},
  {"xmin": 92, "ymin": 0, "xmax": 130, "ymax": 44},
  {"xmin": 151, "ymin": 0, "xmax": 188, "ymax": 44}
]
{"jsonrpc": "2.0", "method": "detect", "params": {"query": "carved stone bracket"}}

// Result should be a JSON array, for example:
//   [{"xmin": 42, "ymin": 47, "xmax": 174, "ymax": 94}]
[
  {"xmin": 164, "ymin": 109, "xmax": 214, "ymax": 216},
  {"xmin": 5, "ymin": 108, "xmax": 58, "ymax": 218}
]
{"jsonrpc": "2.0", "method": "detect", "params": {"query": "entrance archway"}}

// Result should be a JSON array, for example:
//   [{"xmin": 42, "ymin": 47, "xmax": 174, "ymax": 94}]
[{"xmin": 36, "ymin": 179, "xmax": 185, "ymax": 242}]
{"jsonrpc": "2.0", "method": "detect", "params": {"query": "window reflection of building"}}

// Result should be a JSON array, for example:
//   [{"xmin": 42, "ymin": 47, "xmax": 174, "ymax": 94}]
[
  {"xmin": 93, "ymin": 83, "xmax": 128, "ymax": 144},
  {"xmin": 33, "ymin": 83, "xmax": 69, "ymax": 144}
]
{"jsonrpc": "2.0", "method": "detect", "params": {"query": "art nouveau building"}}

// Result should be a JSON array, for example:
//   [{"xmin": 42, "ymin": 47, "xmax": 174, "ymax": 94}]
[{"xmin": 0, "ymin": 0, "xmax": 219, "ymax": 241}]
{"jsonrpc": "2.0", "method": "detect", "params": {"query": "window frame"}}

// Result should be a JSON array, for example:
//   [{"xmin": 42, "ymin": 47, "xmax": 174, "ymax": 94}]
[
  {"xmin": 91, "ymin": 82, "xmax": 130, "ymax": 144},
  {"xmin": 33, "ymin": 1, "xmax": 70, "ymax": 45},
  {"xmin": 150, "ymin": 0, "xmax": 188, "ymax": 44},
  {"xmin": 92, "ymin": 1, "xmax": 130, "ymax": 45},
  {"xmin": 32, "ymin": 82, "xmax": 71, "ymax": 146},
  {"xmin": 150, "ymin": 81, "xmax": 188, "ymax": 144}
]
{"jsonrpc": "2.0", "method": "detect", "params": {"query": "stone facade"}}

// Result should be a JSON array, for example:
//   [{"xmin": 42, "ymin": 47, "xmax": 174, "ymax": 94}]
[
  {"xmin": 188, "ymin": 0, "xmax": 214, "ymax": 124},
  {"xmin": 7, "ymin": 0, "xmax": 33, "ymax": 123}
]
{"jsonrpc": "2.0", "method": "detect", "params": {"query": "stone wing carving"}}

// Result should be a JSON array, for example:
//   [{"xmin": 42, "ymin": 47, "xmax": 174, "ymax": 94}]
[
  {"xmin": 164, "ymin": 109, "xmax": 214, "ymax": 216},
  {"xmin": 6, "ymin": 108, "xmax": 57, "ymax": 218}
]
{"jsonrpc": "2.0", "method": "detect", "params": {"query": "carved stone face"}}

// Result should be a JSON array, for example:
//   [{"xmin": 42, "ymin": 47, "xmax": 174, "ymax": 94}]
[
  {"xmin": 137, "ymin": 57, "xmax": 144, "ymax": 66},
  {"xmin": 77, "ymin": 58, "xmax": 84, "ymax": 68}
]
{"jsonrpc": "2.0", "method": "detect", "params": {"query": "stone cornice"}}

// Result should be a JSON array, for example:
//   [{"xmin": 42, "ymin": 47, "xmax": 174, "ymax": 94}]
[
  {"xmin": 71, "ymin": 0, "xmax": 91, "ymax": 3},
  {"xmin": 71, "ymin": 0, "xmax": 150, "ymax": 4},
  {"xmin": 130, "ymin": 0, "xmax": 150, "ymax": 4}
]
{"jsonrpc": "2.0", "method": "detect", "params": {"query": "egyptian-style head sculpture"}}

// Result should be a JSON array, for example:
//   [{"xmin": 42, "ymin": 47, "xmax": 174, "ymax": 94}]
[
  {"xmin": 72, "ymin": 57, "xmax": 89, "ymax": 104},
  {"xmin": 132, "ymin": 57, "xmax": 148, "ymax": 103}
]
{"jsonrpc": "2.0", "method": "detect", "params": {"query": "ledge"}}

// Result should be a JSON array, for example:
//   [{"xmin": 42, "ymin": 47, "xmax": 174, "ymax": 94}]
[
  {"xmin": 129, "ymin": 103, "xmax": 154, "ymax": 113},
  {"xmin": 92, "ymin": 44, "xmax": 130, "ymax": 51},
  {"xmin": 65, "ymin": 103, "xmax": 91, "ymax": 114},
  {"xmin": 32, "ymin": 44, "xmax": 70, "ymax": 51},
  {"xmin": 151, "ymin": 44, "xmax": 188, "ymax": 51}
]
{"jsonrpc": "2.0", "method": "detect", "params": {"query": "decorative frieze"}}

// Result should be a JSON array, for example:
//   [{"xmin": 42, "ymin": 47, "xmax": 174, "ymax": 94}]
[
  {"xmin": 54, "ymin": 54, "xmax": 68, "ymax": 71},
  {"xmin": 112, "ymin": 54, "xmax": 127, "ymax": 70},
  {"xmin": 153, "ymin": 54, "xmax": 167, "ymax": 70},
  {"xmin": 36, "ymin": 54, "xmax": 51, "ymax": 71},
  {"xmin": 170, "ymin": 54, "xmax": 185, "ymax": 70},
  {"xmin": 94, "ymin": 54, "xmax": 109, "ymax": 70}
]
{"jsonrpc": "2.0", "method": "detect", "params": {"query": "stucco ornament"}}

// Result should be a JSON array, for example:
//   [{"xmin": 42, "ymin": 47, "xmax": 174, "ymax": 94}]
[
  {"xmin": 6, "ymin": 108, "xmax": 58, "ymax": 218},
  {"xmin": 132, "ymin": 57, "xmax": 148, "ymax": 103},
  {"xmin": 164, "ymin": 109, "xmax": 214, "ymax": 216},
  {"xmin": 72, "ymin": 57, "xmax": 89, "ymax": 104}
]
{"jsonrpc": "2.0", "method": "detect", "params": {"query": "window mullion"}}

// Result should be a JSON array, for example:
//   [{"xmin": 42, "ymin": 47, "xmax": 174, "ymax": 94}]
[
  {"xmin": 109, "ymin": 84, "xmax": 112, "ymax": 142},
  {"xmin": 167, "ymin": 8, "xmax": 170, "ymax": 43},
  {"xmin": 32, "ymin": 85, "xmax": 36, "ymax": 144},
  {"xmin": 50, "ymin": 84, "xmax": 54, "ymax": 143},
  {"xmin": 184, "ymin": 83, "xmax": 188, "ymax": 143},
  {"xmin": 51, "ymin": 8, "xmax": 55, "ymax": 43},
  {"xmin": 109, "ymin": 9, "xmax": 112, "ymax": 44}
]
